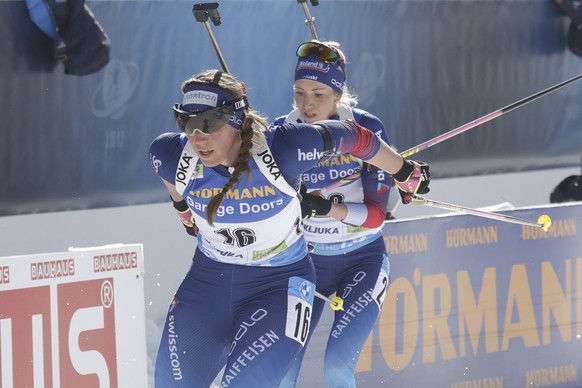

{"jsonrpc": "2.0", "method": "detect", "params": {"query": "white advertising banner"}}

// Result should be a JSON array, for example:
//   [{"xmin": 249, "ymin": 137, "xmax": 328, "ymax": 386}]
[{"xmin": 0, "ymin": 243, "xmax": 147, "ymax": 388}]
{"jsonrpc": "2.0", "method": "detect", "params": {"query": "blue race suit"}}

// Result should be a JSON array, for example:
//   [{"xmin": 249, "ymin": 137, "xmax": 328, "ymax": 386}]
[
  {"xmin": 149, "ymin": 120, "xmax": 382, "ymax": 387},
  {"xmin": 272, "ymin": 104, "xmax": 392, "ymax": 388}
]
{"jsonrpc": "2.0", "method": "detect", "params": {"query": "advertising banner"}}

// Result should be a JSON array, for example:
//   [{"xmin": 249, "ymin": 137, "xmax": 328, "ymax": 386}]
[
  {"xmin": 0, "ymin": 244, "xmax": 147, "ymax": 388},
  {"xmin": 349, "ymin": 203, "xmax": 582, "ymax": 387}
]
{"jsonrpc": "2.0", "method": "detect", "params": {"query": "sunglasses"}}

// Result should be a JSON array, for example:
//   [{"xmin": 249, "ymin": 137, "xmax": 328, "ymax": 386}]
[
  {"xmin": 173, "ymin": 97, "xmax": 246, "ymax": 136},
  {"xmin": 296, "ymin": 42, "xmax": 341, "ymax": 64}
]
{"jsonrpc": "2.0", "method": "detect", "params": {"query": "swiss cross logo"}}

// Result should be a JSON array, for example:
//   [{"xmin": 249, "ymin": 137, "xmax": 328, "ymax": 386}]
[{"xmin": 0, "ymin": 278, "xmax": 118, "ymax": 387}]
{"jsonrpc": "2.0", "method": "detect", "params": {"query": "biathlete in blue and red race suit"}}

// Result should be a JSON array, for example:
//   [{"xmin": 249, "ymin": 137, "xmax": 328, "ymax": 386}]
[
  {"xmin": 272, "ymin": 40, "xmax": 429, "ymax": 388},
  {"xmin": 149, "ymin": 69, "xmax": 430, "ymax": 387}
]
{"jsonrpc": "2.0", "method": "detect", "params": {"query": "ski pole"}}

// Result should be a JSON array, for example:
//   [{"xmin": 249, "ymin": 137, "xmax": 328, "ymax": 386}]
[
  {"xmin": 308, "ymin": 75, "xmax": 582, "ymax": 197},
  {"xmin": 410, "ymin": 194, "xmax": 552, "ymax": 232},
  {"xmin": 297, "ymin": 0, "xmax": 320, "ymax": 40},
  {"xmin": 315, "ymin": 290, "xmax": 344, "ymax": 311},
  {"xmin": 193, "ymin": 3, "xmax": 230, "ymax": 73},
  {"xmin": 316, "ymin": 179, "xmax": 552, "ymax": 231},
  {"xmin": 400, "ymin": 74, "xmax": 582, "ymax": 158}
]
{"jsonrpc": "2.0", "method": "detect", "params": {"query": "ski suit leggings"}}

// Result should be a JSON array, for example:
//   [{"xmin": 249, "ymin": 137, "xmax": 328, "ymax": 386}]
[
  {"xmin": 280, "ymin": 235, "xmax": 390, "ymax": 388},
  {"xmin": 155, "ymin": 250, "xmax": 316, "ymax": 387}
]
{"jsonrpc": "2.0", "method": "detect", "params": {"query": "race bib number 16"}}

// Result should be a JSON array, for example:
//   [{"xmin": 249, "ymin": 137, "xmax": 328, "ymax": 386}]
[{"xmin": 285, "ymin": 277, "xmax": 314, "ymax": 345}]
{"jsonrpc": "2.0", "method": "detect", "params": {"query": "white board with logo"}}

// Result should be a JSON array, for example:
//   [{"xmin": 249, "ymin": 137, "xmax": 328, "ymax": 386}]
[{"xmin": 0, "ymin": 243, "xmax": 147, "ymax": 388}]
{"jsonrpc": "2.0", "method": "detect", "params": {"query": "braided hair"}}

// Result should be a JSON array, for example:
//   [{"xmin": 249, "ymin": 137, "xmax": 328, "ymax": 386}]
[{"xmin": 182, "ymin": 70, "xmax": 269, "ymax": 225}]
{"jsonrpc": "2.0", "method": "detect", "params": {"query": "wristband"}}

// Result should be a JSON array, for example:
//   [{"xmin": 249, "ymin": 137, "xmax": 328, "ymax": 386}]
[
  {"xmin": 173, "ymin": 199, "xmax": 195, "ymax": 228},
  {"xmin": 342, "ymin": 203, "xmax": 368, "ymax": 226}
]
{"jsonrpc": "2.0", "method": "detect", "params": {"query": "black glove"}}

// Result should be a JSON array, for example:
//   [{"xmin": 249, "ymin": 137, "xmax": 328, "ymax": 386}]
[
  {"xmin": 172, "ymin": 198, "xmax": 199, "ymax": 237},
  {"xmin": 393, "ymin": 160, "xmax": 431, "ymax": 204},
  {"xmin": 45, "ymin": 0, "xmax": 111, "ymax": 75},
  {"xmin": 299, "ymin": 182, "xmax": 333, "ymax": 219}
]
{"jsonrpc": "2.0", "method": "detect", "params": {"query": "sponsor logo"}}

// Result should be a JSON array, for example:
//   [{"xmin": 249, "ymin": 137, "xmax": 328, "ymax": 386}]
[
  {"xmin": 524, "ymin": 365, "xmax": 577, "ymax": 387},
  {"xmin": 303, "ymin": 225, "xmax": 340, "ymax": 234},
  {"xmin": 93, "ymin": 251, "xmax": 139, "ymax": 272},
  {"xmin": 223, "ymin": 309, "xmax": 280, "ymax": 386},
  {"xmin": 182, "ymin": 91, "xmax": 218, "ymax": 107},
  {"xmin": 332, "ymin": 288, "xmax": 374, "ymax": 339},
  {"xmin": 317, "ymin": 153, "xmax": 359, "ymax": 167},
  {"xmin": 167, "ymin": 315, "xmax": 183, "ymax": 381},
  {"xmin": 234, "ymin": 100, "xmax": 246, "ymax": 110},
  {"xmin": 150, "ymin": 153, "xmax": 162, "ymax": 173},
  {"xmin": 451, "ymin": 376, "xmax": 504, "ymax": 388},
  {"xmin": 30, "ymin": 259, "xmax": 75, "ymax": 280},
  {"xmin": 176, "ymin": 154, "xmax": 195, "ymax": 186},
  {"xmin": 0, "ymin": 279, "xmax": 118, "ymax": 386},
  {"xmin": 229, "ymin": 309, "xmax": 269, "ymax": 355},
  {"xmin": 297, "ymin": 60, "xmax": 330, "ymax": 73},
  {"xmin": 256, "ymin": 149, "xmax": 282, "ymax": 180},
  {"xmin": 252, "ymin": 240, "xmax": 287, "ymax": 261},
  {"xmin": 384, "ymin": 233, "xmax": 429, "ymax": 255},
  {"xmin": 446, "ymin": 226, "xmax": 499, "ymax": 248},
  {"xmin": 298, "ymin": 148, "xmax": 325, "ymax": 161},
  {"xmin": 522, "ymin": 218, "xmax": 576, "ymax": 240},
  {"xmin": 223, "ymin": 329, "xmax": 280, "ymax": 387},
  {"xmin": 192, "ymin": 185, "xmax": 277, "ymax": 199},
  {"xmin": 300, "ymin": 281, "xmax": 312, "ymax": 301},
  {"xmin": 331, "ymin": 78, "xmax": 343, "ymax": 89},
  {"xmin": 91, "ymin": 59, "xmax": 139, "ymax": 120},
  {"xmin": 229, "ymin": 114, "xmax": 243, "ymax": 126},
  {"xmin": 301, "ymin": 171, "xmax": 326, "ymax": 183},
  {"xmin": 0, "ymin": 266, "xmax": 9, "ymax": 284}
]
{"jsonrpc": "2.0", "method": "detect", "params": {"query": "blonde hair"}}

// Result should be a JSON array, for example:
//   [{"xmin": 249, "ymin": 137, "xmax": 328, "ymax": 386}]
[{"xmin": 182, "ymin": 70, "xmax": 269, "ymax": 225}]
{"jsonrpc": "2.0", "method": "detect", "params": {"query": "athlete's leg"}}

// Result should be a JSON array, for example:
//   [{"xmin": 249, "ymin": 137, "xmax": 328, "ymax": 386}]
[
  {"xmin": 155, "ymin": 253, "xmax": 232, "ymax": 387},
  {"xmin": 323, "ymin": 239, "xmax": 390, "ymax": 387},
  {"xmin": 221, "ymin": 257, "xmax": 316, "ymax": 388}
]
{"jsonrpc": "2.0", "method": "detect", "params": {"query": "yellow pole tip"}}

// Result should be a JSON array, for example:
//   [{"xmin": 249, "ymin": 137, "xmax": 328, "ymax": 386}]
[
  {"xmin": 537, "ymin": 215, "xmax": 552, "ymax": 232},
  {"xmin": 331, "ymin": 296, "xmax": 344, "ymax": 311}
]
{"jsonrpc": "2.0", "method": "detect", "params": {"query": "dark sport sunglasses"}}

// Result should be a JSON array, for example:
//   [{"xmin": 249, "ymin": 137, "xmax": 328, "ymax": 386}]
[
  {"xmin": 296, "ymin": 42, "xmax": 341, "ymax": 64},
  {"xmin": 173, "ymin": 97, "xmax": 247, "ymax": 136}
]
